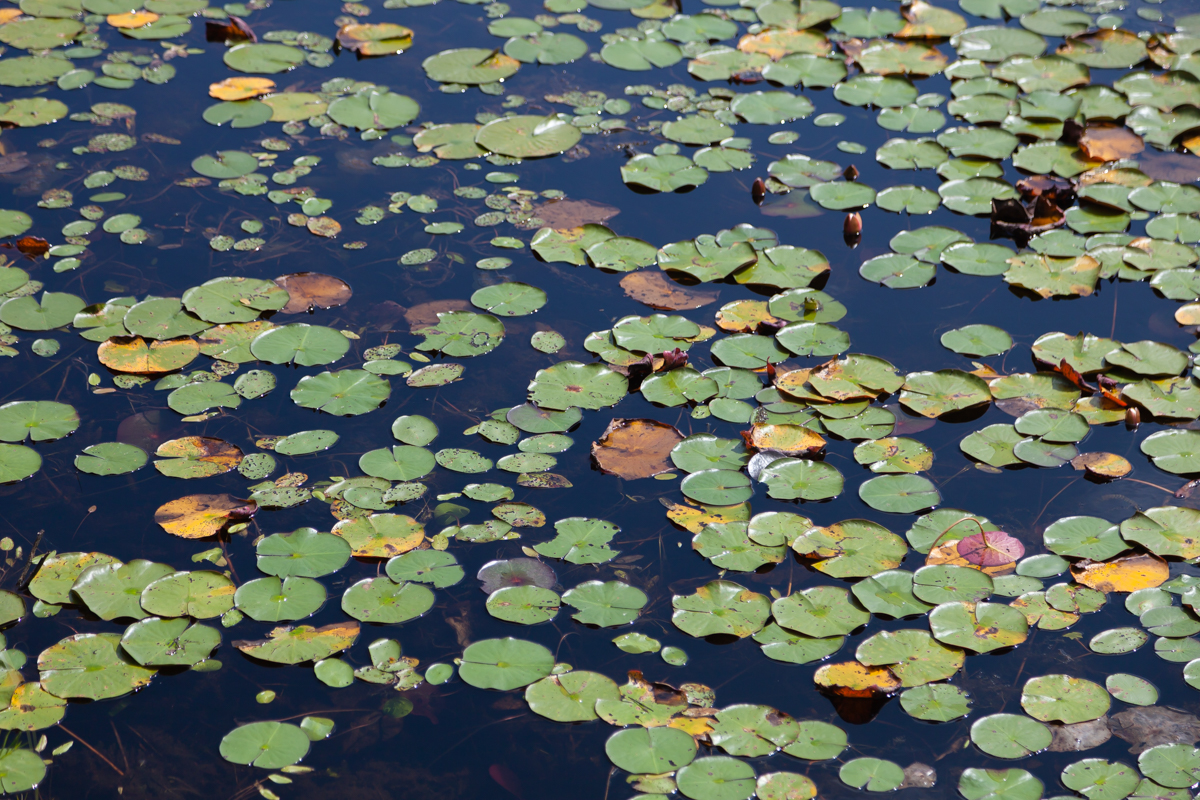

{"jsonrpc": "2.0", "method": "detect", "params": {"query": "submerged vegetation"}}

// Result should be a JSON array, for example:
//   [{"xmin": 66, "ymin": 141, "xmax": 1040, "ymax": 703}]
[{"xmin": 2, "ymin": 0, "xmax": 1200, "ymax": 795}]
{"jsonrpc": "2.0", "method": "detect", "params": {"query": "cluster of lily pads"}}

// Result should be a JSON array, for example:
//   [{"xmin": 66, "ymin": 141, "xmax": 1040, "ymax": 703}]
[{"xmin": 7, "ymin": 0, "xmax": 1200, "ymax": 792}]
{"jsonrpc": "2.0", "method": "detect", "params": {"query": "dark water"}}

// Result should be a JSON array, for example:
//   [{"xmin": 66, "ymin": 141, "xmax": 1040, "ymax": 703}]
[{"xmin": 0, "ymin": 0, "xmax": 1198, "ymax": 797}]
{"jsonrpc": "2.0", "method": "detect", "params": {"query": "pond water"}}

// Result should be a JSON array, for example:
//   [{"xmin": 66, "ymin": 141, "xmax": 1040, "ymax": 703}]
[{"xmin": 2, "ymin": 0, "xmax": 1200, "ymax": 797}]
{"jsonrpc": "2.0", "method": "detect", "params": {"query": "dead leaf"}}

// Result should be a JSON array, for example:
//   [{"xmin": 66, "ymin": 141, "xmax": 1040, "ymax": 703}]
[
  {"xmin": 1071, "ymin": 553, "xmax": 1168, "ymax": 592},
  {"xmin": 737, "ymin": 28, "xmax": 830, "ymax": 60},
  {"xmin": 745, "ymin": 423, "xmax": 825, "ymax": 456},
  {"xmin": 1176, "ymin": 302, "xmax": 1200, "ymax": 326},
  {"xmin": 1110, "ymin": 707, "xmax": 1200, "ymax": 754},
  {"xmin": 1139, "ymin": 151, "xmax": 1200, "ymax": 183},
  {"xmin": 404, "ymin": 299, "xmax": 471, "ymax": 328},
  {"xmin": 517, "ymin": 472, "xmax": 573, "ymax": 488},
  {"xmin": 620, "ymin": 272, "xmax": 719, "ymax": 311},
  {"xmin": 0, "ymin": 152, "xmax": 29, "ymax": 175},
  {"xmin": 107, "ymin": 10, "xmax": 159, "ymax": 27},
  {"xmin": 926, "ymin": 539, "xmax": 1015, "ymax": 576},
  {"xmin": 275, "ymin": 272, "xmax": 352, "ymax": 314},
  {"xmin": 534, "ymin": 199, "xmax": 620, "ymax": 229},
  {"xmin": 209, "ymin": 77, "xmax": 275, "ymax": 100},
  {"xmin": 591, "ymin": 418, "xmax": 683, "ymax": 480},
  {"xmin": 715, "ymin": 299, "xmax": 781, "ymax": 332},
  {"xmin": 1079, "ymin": 124, "xmax": 1144, "ymax": 161},
  {"xmin": 662, "ymin": 498, "xmax": 752, "ymax": 533},
  {"xmin": 205, "ymin": 14, "xmax": 255, "ymax": 42},
  {"xmin": 154, "ymin": 494, "xmax": 256, "ymax": 538},
  {"xmin": 813, "ymin": 661, "xmax": 901, "ymax": 697},
  {"xmin": 14, "ymin": 236, "xmax": 48, "ymax": 257},
  {"xmin": 1071, "ymin": 452, "xmax": 1131, "ymax": 480},
  {"xmin": 899, "ymin": 763, "xmax": 936, "ymax": 789},
  {"xmin": 1048, "ymin": 718, "xmax": 1112, "ymax": 752}
]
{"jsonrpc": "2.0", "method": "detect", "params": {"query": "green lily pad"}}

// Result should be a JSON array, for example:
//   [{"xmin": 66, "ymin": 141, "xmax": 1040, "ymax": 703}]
[
  {"xmin": 859, "ymin": 474, "xmax": 940, "ymax": 513},
  {"xmin": 219, "ymin": 721, "xmax": 309, "ymax": 769},
  {"xmin": 561, "ymin": 580, "xmax": 647, "ymax": 626},
  {"xmin": 235, "ymin": 576, "xmax": 326, "ymax": 622},
  {"xmin": 840, "ymin": 758, "xmax": 905, "ymax": 792},
  {"xmin": 525, "ymin": 670, "xmax": 619, "ymax": 722},
  {"xmin": 941, "ymin": 325, "xmax": 1013, "ymax": 357},
  {"xmin": 38, "ymin": 632, "xmax": 155, "ymax": 700},
  {"xmin": 291, "ymin": 370, "xmax": 390, "ymax": 416},
  {"xmin": 257, "ymin": 529, "xmax": 350, "ymax": 578},
  {"xmin": 672, "ymin": 579, "xmax": 769, "ymax": 638},
  {"xmin": 677, "ymin": 756, "xmax": 757, "ymax": 800},
  {"xmin": 1021, "ymin": 674, "xmax": 1110, "ymax": 723},
  {"xmin": 342, "ymin": 577, "xmax": 434, "ymax": 623},
  {"xmin": 970, "ymin": 713, "xmax": 1052, "ymax": 758},
  {"xmin": 120, "ymin": 618, "xmax": 220, "ymax": 666},
  {"xmin": 459, "ymin": 637, "xmax": 554, "ymax": 690},
  {"xmin": 930, "ymin": 601, "xmax": 1027, "ymax": 652},
  {"xmin": 900, "ymin": 683, "xmax": 972, "ymax": 721},
  {"xmin": 0, "ymin": 400, "xmax": 78, "ymax": 443}
]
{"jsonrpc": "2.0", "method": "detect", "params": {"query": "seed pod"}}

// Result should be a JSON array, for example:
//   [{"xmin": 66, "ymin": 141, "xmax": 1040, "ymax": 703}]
[
  {"xmin": 1125, "ymin": 407, "xmax": 1140, "ymax": 429},
  {"xmin": 844, "ymin": 212, "xmax": 862, "ymax": 236},
  {"xmin": 751, "ymin": 177, "xmax": 766, "ymax": 205},
  {"xmin": 844, "ymin": 165, "xmax": 859, "ymax": 182}
]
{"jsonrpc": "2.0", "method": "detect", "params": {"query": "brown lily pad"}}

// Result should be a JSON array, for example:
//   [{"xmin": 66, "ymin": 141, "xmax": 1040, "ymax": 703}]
[
  {"xmin": 405, "ymin": 299, "xmax": 471, "ymax": 328},
  {"xmin": 1138, "ymin": 151, "xmax": 1200, "ymax": 183},
  {"xmin": 899, "ymin": 763, "xmax": 936, "ymax": 789},
  {"xmin": 1048, "ymin": 718, "xmax": 1112, "ymax": 752},
  {"xmin": 275, "ymin": 272, "xmax": 352, "ymax": 314},
  {"xmin": 591, "ymin": 418, "xmax": 683, "ymax": 480},
  {"xmin": 620, "ymin": 272, "xmax": 719, "ymax": 311},
  {"xmin": 1078, "ymin": 124, "xmax": 1144, "ymax": 162},
  {"xmin": 535, "ymin": 199, "xmax": 620, "ymax": 229},
  {"xmin": 0, "ymin": 152, "xmax": 30, "ymax": 174},
  {"xmin": 1110, "ymin": 707, "xmax": 1200, "ymax": 754}
]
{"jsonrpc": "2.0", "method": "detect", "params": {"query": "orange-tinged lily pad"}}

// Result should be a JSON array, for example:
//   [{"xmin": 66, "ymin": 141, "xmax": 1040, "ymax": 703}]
[
  {"xmin": 98, "ymin": 335, "xmax": 199, "ymax": 374},
  {"xmin": 620, "ymin": 272, "xmax": 719, "ymax": 311},
  {"xmin": 107, "ymin": 10, "xmax": 159, "ymax": 27},
  {"xmin": 746, "ymin": 423, "xmax": 825, "ymax": 456},
  {"xmin": 209, "ymin": 76, "xmax": 275, "ymax": 100},
  {"xmin": 814, "ymin": 661, "xmax": 901, "ymax": 696},
  {"xmin": 1071, "ymin": 452, "xmax": 1131, "ymax": 480},
  {"xmin": 716, "ymin": 300, "xmax": 780, "ymax": 333},
  {"xmin": 592, "ymin": 418, "xmax": 684, "ymax": 480},
  {"xmin": 1071, "ymin": 553, "xmax": 1168, "ymax": 593},
  {"xmin": 307, "ymin": 216, "xmax": 341, "ymax": 238},
  {"xmin": 1079, "ymin": 124, "xmax": 1144, "ymax": 162},
  {"xmin": 663, "ymin": 499, "xmax": 752, "ymax": 533},
  {"xmin": 154, "ymin": 493, "xmax": 256, "ymax": 538},
  {"xmin": 738, "ymin": 28, "xmax": 831, "ymax": 60},
  {"xmin": 154, "ymin": 437, "xmax": 243, "ymax": 479},
  {"xmin": 1176, "ymin": 303, "xmax": 1200, "ymax": 325}
]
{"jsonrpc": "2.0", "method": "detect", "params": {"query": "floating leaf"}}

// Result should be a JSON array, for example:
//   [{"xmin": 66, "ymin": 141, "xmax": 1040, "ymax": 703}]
[
  {"xmin": 930, "ymin": 601, "xmax": 1028, "ymax": 652},
  {"xmin": 1022, "ymin": 675, "xmax": 1111, "ymax": 723},
  {"xmin": 459, "ymin": 637, "xmax": 553, "ymax": 690},
  {"xmin": 591, "ymin": 418, "xmax": 682, "ymax": 479},
  {"xmin": 672, "ymin": 580, "xmax": 769, "ymax": 638},
  {"xmin": 220, "ymin": 721, "xmax": 309, "ymax": 769},
  {"xmin": 39, "ymin": 632, "xmax": 154, "ymax": 700},
  {"xmin": 971, "ymin": 713, "xmax": 1053, "ymax": 758}
]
